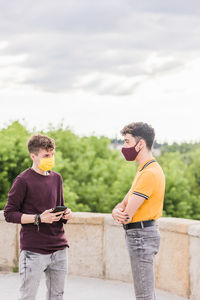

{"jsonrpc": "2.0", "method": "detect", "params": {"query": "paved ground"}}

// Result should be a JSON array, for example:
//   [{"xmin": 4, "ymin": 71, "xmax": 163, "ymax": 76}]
[{"xmin": 0, "ymin": 273, "xmax": 187, "ymax": 300}]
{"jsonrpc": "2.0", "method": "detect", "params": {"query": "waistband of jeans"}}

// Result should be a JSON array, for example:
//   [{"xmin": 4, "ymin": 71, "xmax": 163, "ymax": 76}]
[{"xmin": 123, "ymin": 219, "xmax": 155, "ymax": 230}]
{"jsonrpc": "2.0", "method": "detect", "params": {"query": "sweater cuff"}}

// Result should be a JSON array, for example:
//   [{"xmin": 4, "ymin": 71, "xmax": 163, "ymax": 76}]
[
  {"xmin": 13, "ymin": 212, "xmax": 23, "ymax": 224},
  {"xmin": 4, "ymin": 212, "xmax": 23, "ymax": 224}
]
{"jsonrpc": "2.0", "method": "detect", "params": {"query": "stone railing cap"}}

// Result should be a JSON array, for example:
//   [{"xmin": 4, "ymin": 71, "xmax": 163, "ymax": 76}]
[
  {"xmin": 158, "ymin": 217, "xmax": 200, "ymax": 234},
  {"xmin": 67, "ymin": 212, "xmax": 107, "ymax": 225}
]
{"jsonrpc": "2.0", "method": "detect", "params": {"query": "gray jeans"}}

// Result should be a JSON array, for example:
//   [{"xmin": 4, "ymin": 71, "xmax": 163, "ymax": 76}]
[
  {"xmin": 125, "ymin": 225, "xmax": 160, "ymax": 300},
  {"xmin": 18, "ymin": 248, "xmax": 67, "ymax": 300}
]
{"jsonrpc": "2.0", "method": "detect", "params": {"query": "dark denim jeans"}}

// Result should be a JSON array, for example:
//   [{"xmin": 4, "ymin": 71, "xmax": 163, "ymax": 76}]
[
  {"xmin": 18, "ymin": 248, "xmax": 67, "ymax": 300},
  {"xmin": 125, "ymin": 225, "xmax": 160, "ymax": 300}
]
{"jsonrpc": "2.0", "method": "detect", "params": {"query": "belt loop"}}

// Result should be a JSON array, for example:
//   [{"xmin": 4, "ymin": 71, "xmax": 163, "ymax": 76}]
[{"xmin": 141, "ymin": 221, "xmax": 144, "ymax": 229}]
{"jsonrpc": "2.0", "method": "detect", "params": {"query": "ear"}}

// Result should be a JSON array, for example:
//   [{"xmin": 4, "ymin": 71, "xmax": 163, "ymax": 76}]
[
  {"xmin": 30, "ymin": 153, "xmax": 35, "ymax": 161},
  {"xmin": 137, "ymin": 139, "xmax": 145, "ymax": 150}
]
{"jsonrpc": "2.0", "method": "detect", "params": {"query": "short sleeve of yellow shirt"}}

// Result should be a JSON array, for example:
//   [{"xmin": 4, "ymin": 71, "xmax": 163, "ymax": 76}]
[{"xmin": 132, "ymin": 171, "xmax": 155, "ymax": 200}]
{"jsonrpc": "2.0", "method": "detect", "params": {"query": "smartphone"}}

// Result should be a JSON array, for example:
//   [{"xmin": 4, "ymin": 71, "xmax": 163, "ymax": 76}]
[{"xmin": 51, "ymin": 206, "xmax": 67, "ymax": 214}]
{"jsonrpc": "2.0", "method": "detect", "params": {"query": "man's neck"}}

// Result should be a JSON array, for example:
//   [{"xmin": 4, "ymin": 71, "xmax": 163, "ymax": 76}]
[
  {"xmin": 136, "ymin": 150, "xmax": 154, "ymax": 167},
  {"xmin": 31, "ymin": 164, "xmax": 47, "ymax": 176}
]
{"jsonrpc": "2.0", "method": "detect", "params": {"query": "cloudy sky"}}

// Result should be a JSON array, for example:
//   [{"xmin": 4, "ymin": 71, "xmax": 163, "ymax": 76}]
[{"xmin": 0, "ymin": 0, "xmax": 199, "ymax": 143}]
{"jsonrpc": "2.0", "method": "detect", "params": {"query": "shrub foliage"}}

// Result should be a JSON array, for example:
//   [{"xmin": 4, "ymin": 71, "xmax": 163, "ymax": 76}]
[{"xmin": 0, "ymin": 121, "xmax": 200, "ymax": 220}]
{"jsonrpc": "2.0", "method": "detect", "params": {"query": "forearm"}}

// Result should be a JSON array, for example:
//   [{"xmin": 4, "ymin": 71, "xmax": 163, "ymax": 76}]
[
  {"xmin": 21, "ymin": 212, "xmax": 61, "ymax": 224},
  {"xmin": 21, "ymin": 214, "xmax": 35, "ymax": 224},
  {"xmin": 112, "ymin": 190, "xmax": 131, "ymax": 223},
  {"xmin": 113, "ymin": 189, "xmax": 130, "ymax": 212},
  {"xmin": 124, "ymin": 194, "xmax": 145, "ymax": 221}
]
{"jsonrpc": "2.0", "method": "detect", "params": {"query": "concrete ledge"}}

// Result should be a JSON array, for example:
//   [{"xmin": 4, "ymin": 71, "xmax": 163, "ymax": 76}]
[
  {"xmin": 188, "ymin": 224, "xmax": 200, "ymax": 300},
  {"xmin": 104, "ymin": 214, "xmax": 120, "ymax": 226},
  {"xmin": 0, "ymin": 216, "xmax": 19, "ymax": 272},
  {"xmin": 188, "ymin": 224, "xmax": 200, "ymax": 237},
  {"xmin": 0, "ymin": 211, "xmax": 200, "ymax": 299},
  {"xmin": 158, "ymin": 218, "xmax": 200, "ymax": 234},
  {"xmin": 68, "ymin": 212, "xmax": 105, "ymax": 225},
  {"xmin": 155, "ymin": 218, "xmax": 200, "ymax": 299},
  {"xmin": 65, "ymin": 213, "xmax": 105, "ymax": 278}
]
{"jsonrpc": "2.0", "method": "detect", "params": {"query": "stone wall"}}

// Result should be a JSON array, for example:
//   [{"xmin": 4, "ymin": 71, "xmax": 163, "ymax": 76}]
[{"xmin": 0, "ymin": 211, "xmax": 200, "ymax": 299}]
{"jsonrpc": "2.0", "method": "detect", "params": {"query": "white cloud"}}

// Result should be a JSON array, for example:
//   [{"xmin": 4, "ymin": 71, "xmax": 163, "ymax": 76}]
[
  {"xmin": 0, "ymin": 1, "xmax": 199, "ymax": 93},
  {"xmin": 0, "ymin": 0, "xmax": 200, "ymax": 142}
]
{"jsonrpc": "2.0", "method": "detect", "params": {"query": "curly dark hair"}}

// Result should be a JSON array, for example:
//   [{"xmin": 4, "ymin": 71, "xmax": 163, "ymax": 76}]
[
  {"xmin": 27, "ymin": 134, "xmax": 55, "ymax": 154},
  {"xmin": 120, "ymin": 122, "xmax": 155, "ymax": 150}
]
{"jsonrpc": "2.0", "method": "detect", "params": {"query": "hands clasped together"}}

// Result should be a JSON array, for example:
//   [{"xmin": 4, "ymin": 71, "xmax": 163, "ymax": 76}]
[
  {"xmin": 40, "ymin": 208, "xmax": 73, "ymax": 224},
  {"xmin": 112, "ymin": 207, "xmax": 130, "ymax": 224}
]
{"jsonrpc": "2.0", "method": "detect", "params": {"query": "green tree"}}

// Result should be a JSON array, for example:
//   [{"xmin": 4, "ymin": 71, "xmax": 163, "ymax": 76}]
[
  {"xmin": 158, "ymin": 151, "xmax": 200, "ymax": 219},
  {"xmin": 1, "ymin": 121, "xmax": 200, "ymax": 220},
  {"xmin": 0, "ymin": 122, "xmax": 30, "ymax": 209}
]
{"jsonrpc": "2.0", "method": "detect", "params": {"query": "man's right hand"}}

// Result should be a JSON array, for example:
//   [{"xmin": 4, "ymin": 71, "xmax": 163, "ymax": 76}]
[
  {"xmin": 40, "ymin": 209, "xmax": 63, "ymax": 224},
  {"xmin": 112, "ymin": 208, "xmax": 130, "ymax": 224}
]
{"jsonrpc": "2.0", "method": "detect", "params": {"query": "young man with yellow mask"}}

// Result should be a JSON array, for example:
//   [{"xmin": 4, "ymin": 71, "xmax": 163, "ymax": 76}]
[
  {"xmin": 112, "ymin": 122, "xmax": 165, "ymax": 300},
  {"xmin": 4, "ymin": 134, "xmax": 72, "ymax": 300}
]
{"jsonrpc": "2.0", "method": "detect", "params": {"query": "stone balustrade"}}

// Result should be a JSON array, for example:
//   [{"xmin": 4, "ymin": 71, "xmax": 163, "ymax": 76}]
[{"xmin": 0, "ymin": 211, "xmax": 200, "ymax": 300}]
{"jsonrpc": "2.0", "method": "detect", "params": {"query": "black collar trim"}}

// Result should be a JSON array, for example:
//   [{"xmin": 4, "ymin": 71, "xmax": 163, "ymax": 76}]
[{"xmin": 140, "ymin": 159, "xmax": 156, "ymax": 171}]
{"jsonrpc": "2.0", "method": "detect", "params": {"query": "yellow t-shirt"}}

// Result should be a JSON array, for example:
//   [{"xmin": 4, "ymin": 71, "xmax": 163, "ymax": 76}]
[{"xmin": 129, "ymin": 159, "xmax": 165, "ymax": 223}]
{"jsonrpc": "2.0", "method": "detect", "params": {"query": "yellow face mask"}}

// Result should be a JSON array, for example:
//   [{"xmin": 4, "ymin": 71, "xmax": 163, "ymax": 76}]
[{"xmin": 38, "ymin": 157, "xmax": 54, "ymax": 171}]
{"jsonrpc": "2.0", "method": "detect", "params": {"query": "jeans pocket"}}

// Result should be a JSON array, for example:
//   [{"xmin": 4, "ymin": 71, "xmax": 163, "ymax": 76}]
[
  {"xmin": 143, "ymin": 235, "xmax": 160, "ymax": 256},
  {"xmin": 25, "ymin": 250, "xmax": 39, "ymax": 259},
  {"xmin": 126, "ymin": 233, "xmax": 144, "ymax": 251}
]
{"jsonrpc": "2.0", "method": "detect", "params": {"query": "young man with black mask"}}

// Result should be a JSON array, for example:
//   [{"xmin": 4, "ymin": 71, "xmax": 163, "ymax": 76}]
[
  {"xmin": 112, "ymin": 122, "xmax": 165, "ymax": 300},
  {"xmin": 4, "ymin": 134, "xmax": 72, "ymax": 300}
]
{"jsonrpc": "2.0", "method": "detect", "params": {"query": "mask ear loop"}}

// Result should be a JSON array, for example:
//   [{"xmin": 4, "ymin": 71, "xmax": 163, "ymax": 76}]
[{"xmin": 135, "ymin": 139, "xmax": 141, "ymax": 152}]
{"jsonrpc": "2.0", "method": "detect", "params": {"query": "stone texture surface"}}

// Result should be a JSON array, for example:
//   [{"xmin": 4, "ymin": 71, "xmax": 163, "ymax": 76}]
[
  {"xmin": 103, "ymin": 215, "xmax": 132, "ymax": 282},
  {"xmin": 155, "ymin": 218, "xmax": 200, "ymax": 299},
  {"xmin": 65, "ymin": 215, "xmax": 104, "ymax": 278},
  {"xmin": 0, "ymin": 212, "xmax": 19, "ymax": 271},
  {"xmin": 1, "ymin": 211, "xmax": 200, "ymax": 299},
  {"xmin": 68, "ymin": 212, "xmax": 105, "ymax": 225},
  {"xmin": 155, "ymin": 228, "xmax": 190, "ymax": 298},
  {"xmin": 158, "ymin": 217, "xmax": 200, "ymax": 233},
  {"xmin": 188, "ymin": 224, "xmax": 200, "ymax": 300}
]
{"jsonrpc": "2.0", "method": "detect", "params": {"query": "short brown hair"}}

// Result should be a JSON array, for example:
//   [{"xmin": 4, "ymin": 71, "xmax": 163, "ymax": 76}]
[
  {"xmin": 121, "ymin": 122, "xmax": 155, "ymax": 150},
  {"xmin": 27, "ymin": 134, "xmax": 55, "ymax": 154}
]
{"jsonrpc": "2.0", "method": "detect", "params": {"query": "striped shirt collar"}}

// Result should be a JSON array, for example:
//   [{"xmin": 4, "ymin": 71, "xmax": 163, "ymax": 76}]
[{"xmin": 138, "ymin": 158, "xmax": 156, "ymax": 172}]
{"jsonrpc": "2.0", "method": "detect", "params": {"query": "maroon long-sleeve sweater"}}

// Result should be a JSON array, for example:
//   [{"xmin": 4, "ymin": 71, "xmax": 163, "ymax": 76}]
[{"xmin": 4, "ymin": 168, "xmax": 68, "ymax": 254}]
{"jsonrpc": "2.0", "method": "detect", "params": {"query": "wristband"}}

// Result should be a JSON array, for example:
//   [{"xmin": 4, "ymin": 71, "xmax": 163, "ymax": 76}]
[
  {"xmin": 37, "ymin": 214, "xmax": 41, "ymax": 225},
  {"xmin": 34, "ymin": 214, "xmax": 38, "ymax": 225},
  {"xmin": 33, "ymin": 214, "xmax": 41, "ymax": 231}
]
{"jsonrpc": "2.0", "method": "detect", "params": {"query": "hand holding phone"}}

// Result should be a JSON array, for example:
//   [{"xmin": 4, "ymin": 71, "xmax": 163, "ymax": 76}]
[
  {"xmin": 51, "ymin": 206, "xmax": 67, "ymax": 216},
  {"xmin": 40, "ymin": 207, "xmax": 67, "ymax": 224},
  {"xmin": 62, "ymin": 207, "xmax": 73, "ymax": 221},
  {"xmin": 51, "ymin": 206, "xmax": 67, "ymax": 213}
]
